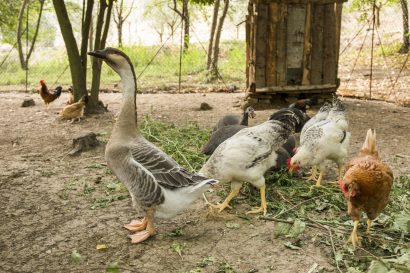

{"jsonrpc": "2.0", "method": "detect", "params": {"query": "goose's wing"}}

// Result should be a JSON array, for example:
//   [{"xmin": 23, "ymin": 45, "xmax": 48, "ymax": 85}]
[{"xmin": 131, "ymin": 138, "xmax": 213, "ymax": 190}]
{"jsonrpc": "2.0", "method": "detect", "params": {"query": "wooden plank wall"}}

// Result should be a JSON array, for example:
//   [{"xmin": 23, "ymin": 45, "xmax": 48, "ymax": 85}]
[
  {"xmin": 276, "ymin": 2, "xmax": 287, "ymax": 86},
  {"xmin": 265, "ymin": 2, "xmax": 279, "ymax": 86},
  {"xmin": 255, "ymin": 2, "xmax": 268, "ymax": 87},
  {"xmin": 322, "ymin": 3, "xmax": 337, "ymax": 84},
  {"xmin": 310, "ymin": 4, "xmax": 324, "ymax": 85}
]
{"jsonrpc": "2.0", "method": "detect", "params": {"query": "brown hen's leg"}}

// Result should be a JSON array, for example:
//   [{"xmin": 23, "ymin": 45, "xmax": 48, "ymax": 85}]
[
  {"xmin": 366, "ymin": 219, "xmax": 372, "ymax": 234},
  {"xmin": 347, "ymin": 220, "xmax": 361, "ymax": 249},
  {"xmin": 128, "ymin": 208, "xmax": 157, "ymax": 244},
  {"xmin": 246, "ymin": 185, "xmax": 267, "ymax": 215}
]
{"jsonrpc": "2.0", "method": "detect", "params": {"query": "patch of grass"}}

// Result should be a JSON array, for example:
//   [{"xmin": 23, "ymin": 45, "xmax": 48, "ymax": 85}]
[
  {"xmin": 0, "ymin": 41, "xmax": 245, "ymax": 90},
  {"xmin": 139, "ymin": 115, "xmax": 209, "ymax": 172}
]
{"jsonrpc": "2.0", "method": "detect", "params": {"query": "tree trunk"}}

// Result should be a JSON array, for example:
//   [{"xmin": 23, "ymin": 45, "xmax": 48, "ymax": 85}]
[
  {"xmin": 89, "ymin": 0, "xmax": 113, "ymax": 113},
  {"xmin": 52, "ymin": 0, "xmax": 87, "ymax": 101},
  {"xmin": 17, "ymin": 0, "xmax": 44, "ymax": 70},
  {"xmin": 182, "ymin": 0, "xmax": 190, "ymax": 50},
  {"xmin": 80, "ymin": 0, "xmax": 94, "ymax": 80},
  {"xmin": 209, "ymin": 0, "xmax": 229, "ymax": 79},
  {"xmin": 118, "ymin": 21, "xmax": 123, "ymax": 47},
  {"xmin": 207, "ymin": 0, "xmax": 220, "ymax": 69},
  {"xmin": 400, "ymin": 0, "xmax": 409, "ymax": 53}
]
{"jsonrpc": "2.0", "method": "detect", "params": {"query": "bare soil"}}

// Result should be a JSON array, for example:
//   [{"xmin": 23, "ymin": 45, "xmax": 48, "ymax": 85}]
[{"xmin": 0, "ymin": 92, "xmax": 409, "ymax": 273}]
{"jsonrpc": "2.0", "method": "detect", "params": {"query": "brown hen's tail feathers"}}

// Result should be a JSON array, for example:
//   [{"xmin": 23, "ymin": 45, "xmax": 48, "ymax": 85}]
[{"xmin": 361, "ymin": 129, "xmax": 378, "ymax": 156}]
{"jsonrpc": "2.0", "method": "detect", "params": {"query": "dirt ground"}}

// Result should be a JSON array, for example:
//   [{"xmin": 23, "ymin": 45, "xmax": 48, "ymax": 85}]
[{"xmin": 0, "ymin": 91, "xmax": 409, "ymax": 273}]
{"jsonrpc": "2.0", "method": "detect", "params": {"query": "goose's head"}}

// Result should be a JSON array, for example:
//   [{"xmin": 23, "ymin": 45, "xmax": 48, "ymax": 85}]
[
  {"xmin": 88, "ymin": 47, "xmax": 135, "ymax": 78},
  {"xmin": 245, "ymin": 106, "xmax": 256, "ymax": 118}
]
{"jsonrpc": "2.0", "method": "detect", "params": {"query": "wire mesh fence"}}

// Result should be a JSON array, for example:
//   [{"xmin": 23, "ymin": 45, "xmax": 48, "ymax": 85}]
[{"xmin": 0, "ymin": 2, "xmax": 409, "ymax": 105}]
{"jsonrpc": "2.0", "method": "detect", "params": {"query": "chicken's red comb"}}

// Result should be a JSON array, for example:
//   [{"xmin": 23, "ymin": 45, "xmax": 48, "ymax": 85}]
[
  {"xmin": 39, "ymin": 79, "xmax": 45, "ymax": 84},
  {"xmin": 338, "ymin": 180, "xmax": 348, "ymax": 196}
]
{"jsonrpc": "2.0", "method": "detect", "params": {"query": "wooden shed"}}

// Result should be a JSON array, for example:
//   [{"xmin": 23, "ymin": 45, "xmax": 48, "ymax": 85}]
[{"xmin": 246, "ymin": 0, "xmax": 346, "ymax": 101}]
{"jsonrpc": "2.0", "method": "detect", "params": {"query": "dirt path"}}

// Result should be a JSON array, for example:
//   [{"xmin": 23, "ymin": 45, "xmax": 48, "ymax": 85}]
[{"xmin": 0, "ymin": 92, "xmax": 409, "ymax": 273}]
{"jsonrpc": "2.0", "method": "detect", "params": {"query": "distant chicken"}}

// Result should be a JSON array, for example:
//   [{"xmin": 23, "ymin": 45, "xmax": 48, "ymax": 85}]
[
  {"xmin": 288, "ymin": 97, "xmax": 350, "ymax": 186},
  {"xmin": 66, "ymin": 87, "xmax": 74, "ymax": 105},
  {"xmin": 339, "ymin": 129, "xmax": 393, "ymax": 248},
  {"xmin": 213, "ymin": 106, "xmax": 256, "ymax": 132},
  {"xmin": 289, "ymin": 96, "xmax": 318, "ymax": 113},
  {"xmin": 39, "ymin": 80, "xmax": 62, "ymax": 108},
  {"xmin": 60, "ymin": 95, "xmax": 88, "ymax": 123}
]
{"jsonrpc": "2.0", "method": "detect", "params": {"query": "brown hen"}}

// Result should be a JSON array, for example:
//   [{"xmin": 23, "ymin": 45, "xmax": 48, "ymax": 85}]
[{"xmin": 339, "ymin": 129, "xmax": 393, "ymax": 248}]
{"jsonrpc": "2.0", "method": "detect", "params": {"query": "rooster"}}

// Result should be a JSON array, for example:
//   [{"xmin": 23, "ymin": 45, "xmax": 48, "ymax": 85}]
[
  {"xmin": 59, "ymin": 95, "xmax": 88, "ymax": 123},
  {"xmin": 288, "ymin": 97, "xmax": 350, "ymax": 186},
  {"xmin": 39, "ymin": 80, "xmax": 62, "ymax": 108},
  {"xmin": 339, "ymin": 129, "xmax": 393, "ymax": 248}
]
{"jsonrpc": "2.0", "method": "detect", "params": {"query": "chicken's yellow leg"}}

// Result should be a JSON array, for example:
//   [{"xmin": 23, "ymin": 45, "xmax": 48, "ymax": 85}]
[
  {"xmin": 366, "ymin": 219, "xmax": 372, "ymax": 235},
  {"xmin": 315, "ymin": 169, "xmax": 324, "ymax": 187},
  {"xmin": 128, "ymin": 208, "xmax": 157, "ymax": 244},
  {"xmin": 209, "ymin": 187, "xmax": 240, "ymax": 213},
  {"xmin": 304, "ymin": 166, "xmax": 318, "ymax": 181},
  {"xmin": 246, "ymin": 185, "xmax": 267, "ymax": 215},
  {"xmin": 347, "ymin": 220, "xmax": 360, "ymax": 249}
]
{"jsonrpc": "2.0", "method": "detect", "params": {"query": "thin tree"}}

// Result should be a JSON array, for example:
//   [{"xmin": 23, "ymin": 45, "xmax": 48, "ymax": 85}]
[
  {"xmin": 400, "ymin": 0, "xmax": 410, "ymax": 53},
  {"xmin": 209, "ymin": 0, "xmax": 229, "ymax": 80},
  {"xmin": 17, "ymin": 0, "xmax": 45, "ymax": 70},
  {"xmin": 171, "ymin": 0, "xmax": 190, "ymax": 50},
  {"xmin": 53, "ymin": 0, "xmax": 92, "ymax": 103},
  {"xmin": 90, "ymin": 0, "xmax": 114, "ymax": 112},
  {"xmin": 207, "ymin": 0, "xmax": 220, "ymax": 69},
  {"xmin": 113, "ymin": 0, "xmax": 134, "ymax": 47}
]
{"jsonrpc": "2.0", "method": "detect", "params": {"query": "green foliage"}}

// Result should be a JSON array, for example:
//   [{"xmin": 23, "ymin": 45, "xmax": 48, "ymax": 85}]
[
  {"xmin": 139, "ymin": 116, "xmax": 209, "ymax": 172},
  {"xmin": 0, "ymin": 41, "xmax": 245, "ymax": 90}
]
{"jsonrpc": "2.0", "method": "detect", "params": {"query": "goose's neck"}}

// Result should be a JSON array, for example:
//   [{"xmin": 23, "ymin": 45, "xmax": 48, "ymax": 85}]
[
  {"xmin": 240, "ymin": 111, "xmax": 248, "ymax": 126},
  {"xmin": 112, "ymin": 70, "xmax": 138, "ymax": 139}
]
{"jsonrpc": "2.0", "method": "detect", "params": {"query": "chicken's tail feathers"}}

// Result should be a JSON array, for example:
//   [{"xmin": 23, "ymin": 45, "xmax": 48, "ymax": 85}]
[{"xmin": 361, "ymin": 129, "xmax": 378, "ymax": 156}]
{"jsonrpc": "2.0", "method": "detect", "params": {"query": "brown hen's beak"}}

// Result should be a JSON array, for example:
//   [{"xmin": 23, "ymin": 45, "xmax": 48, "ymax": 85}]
[{"xmin": 88, "ymin": 49, "xmax": 107, "ymax": 59}]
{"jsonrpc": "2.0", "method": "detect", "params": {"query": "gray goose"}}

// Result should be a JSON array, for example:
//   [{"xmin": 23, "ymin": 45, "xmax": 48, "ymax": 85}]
[
  {"xmin": 88, "ymin": 48, "xmax": 217, "ymax": 244},
  {"xmin": 212, "ymin": 106, "xmax": 255, "ymax": 132}
]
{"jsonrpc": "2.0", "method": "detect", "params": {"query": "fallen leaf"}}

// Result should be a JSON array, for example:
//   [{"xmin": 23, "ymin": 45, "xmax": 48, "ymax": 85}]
[
  {"xmin": 171, "ymin": 242, "xmax": 184, "ymax": 257},
  {"xmin": 284, "ymin": 241, "xmax": 301, "ymax": 250},
  {"xmin": 225, "ymin": 222, "xmax": 240, "ymax": 229},
  {"xmin": 96, "ymin": 244, "xmax": 108, "ymax": 250},
  {"xmin": 71, "ymin": 249, "xmax": 82, "ymax": 264}
]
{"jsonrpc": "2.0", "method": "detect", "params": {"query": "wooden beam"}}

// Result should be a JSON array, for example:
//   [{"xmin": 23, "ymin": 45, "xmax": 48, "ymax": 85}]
[
  {"xmin": 335, "ymin": 3, "xmax": 343, "ymax": 77},
  {"xmin": 302, "ymin": 1, "xmax": 312, "ymax": 85},
  {"xmin": 265, "ymin": 0, "xmax": 347, "ymax": 4},
  {"xmin": 256, "ymin": 83, "xmax": 337, "ymax": 92},
  {"xmin": 266, "ymin": 3, "xmax": 279, "ymax": 86}
]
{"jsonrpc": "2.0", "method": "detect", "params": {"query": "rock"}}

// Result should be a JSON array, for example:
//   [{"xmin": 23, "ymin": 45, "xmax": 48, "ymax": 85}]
[
  {"xmin": 68, "ymin": 132, "xmax": 100, "ymax": 156},
  {"xmin": 21, "ymin": 99, "xmax": 35, "ymax": 107},
  {"xmin": 199, "ymin": 102, "xmax": 213, "ymax": 111}
]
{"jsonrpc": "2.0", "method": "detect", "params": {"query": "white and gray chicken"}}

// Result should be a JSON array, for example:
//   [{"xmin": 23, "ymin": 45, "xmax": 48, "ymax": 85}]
[
  {"xmin": 288, "ymin": 97, "xmax": 350, "ymax": 186},
  {"xmin": 200, "ymin": 108, "xmax": 309, "ymax": 215}
]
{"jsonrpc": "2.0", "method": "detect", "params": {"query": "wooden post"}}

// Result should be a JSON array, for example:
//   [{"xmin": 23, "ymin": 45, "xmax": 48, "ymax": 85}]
[
  {"xmin": 302, "ymin": 1, "xmax": 312, "ymax": 85},
  {"xmin": 255, "ymin": 2, "xmax": 268, "ymax": 87},
  {"xmin": 323, "ymin": 3, "xmax": 337, "ymax": 84},
  {"xmin": 310, "ymin": 4, "xmax": 324, "ymax": 85},
  {"xmin": 276, "ymin": 2, "xmax": 287, "ymax": 86},
  {"xmin": 266, "ymin": 3, "xmax": 279, "ymax": 86},
  {"xmin": 335, "ymin": 3, "xmax": 343, "ymax": 79}
]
